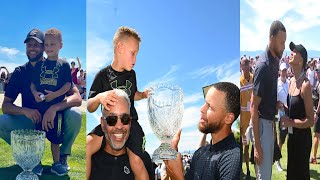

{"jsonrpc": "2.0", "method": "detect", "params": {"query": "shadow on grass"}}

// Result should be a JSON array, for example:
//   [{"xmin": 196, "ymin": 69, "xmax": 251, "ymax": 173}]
[
  {"xmin": 0, "ymin": 165, "xmax": 70, "ymax": 180},
  {"xmin": 310, "ymin": 169, "xmax": 320, "ymax": 180}
]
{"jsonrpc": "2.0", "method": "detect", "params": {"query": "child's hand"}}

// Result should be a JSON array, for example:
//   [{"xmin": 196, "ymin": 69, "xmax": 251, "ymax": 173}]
[
  {"xmin": 44, "ymin": 90, "xmax": 57, "ymax": 102},
  {"xmin": 33, "ymin": 91, "xmax": 44, "ymax": 103},
  {"xmin": 142, "ymin": 89, "xmax": 150, "ymax": 99},
  {"xmin": 99, "ymin": 90, "xmax": 118, "ymax": 111}
]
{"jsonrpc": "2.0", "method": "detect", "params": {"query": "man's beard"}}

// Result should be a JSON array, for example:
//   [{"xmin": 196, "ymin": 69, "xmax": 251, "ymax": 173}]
[
  {"xmin": 198, "ymin": 121, "xmax": 222, "ymax": 134},
  {"xmin": 274, "ymin": 48, "xmax": 284, "ymax": 59},
  {"xmin": 27, "ymin": 52, "xmax": 43, "ymax": 62},
  {"xmin": 105, "ymin": 130, "xmax": 129, "ymax": 151}
]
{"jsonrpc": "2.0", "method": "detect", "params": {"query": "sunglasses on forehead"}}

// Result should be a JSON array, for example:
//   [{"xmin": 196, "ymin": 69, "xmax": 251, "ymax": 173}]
[{"xmin": 102, "ymin": 113, "xmax": 131, "ymax": 126}]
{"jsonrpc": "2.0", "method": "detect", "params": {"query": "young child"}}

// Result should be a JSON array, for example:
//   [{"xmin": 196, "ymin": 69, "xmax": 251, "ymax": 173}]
[
  {"xmin": 30, "ymin": 28, "xmax": 72, "ymax": 176},
  {"xmin": 86, "ymin": 26, "xmax": 151, "ymax": 180}
]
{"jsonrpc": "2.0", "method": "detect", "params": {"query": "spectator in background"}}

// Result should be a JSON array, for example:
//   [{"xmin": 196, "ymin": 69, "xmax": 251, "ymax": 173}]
[
  {"xmin": 77, "ymin": 69, "xmax": 86, "ymax": 99},
  {"xmin": 0, "ymin": 66, "xmax": 10, "ymax": 92},
  {"xmin": 311, "ymin": 68, "xmax": 320, "ymax": 164},
  {"xmin": 275, "ymin": 62, "xmax": 289, "ymax": 172},
  {"xmin": 240, "ymin": 57, "xmax": 253, "ymax": 179},
  {"xmin": 306, "ymin": 59, "xmax": 316, "ymax": 88},
  {"xmin": 155, "ymin": 163, "xmax": 162, "ymax": 180},
  {"xmin": 70, "ymin": 57, "xmax": 81, "ymax": 85}
]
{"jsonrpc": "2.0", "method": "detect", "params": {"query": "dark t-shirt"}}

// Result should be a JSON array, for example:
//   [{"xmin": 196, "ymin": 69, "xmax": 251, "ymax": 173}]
[
  {"xmin": 32, "ymin": 59, "xmax": 72, "ymax": 113},
  {"xmin": 90, "ymin": 136, "xmax": 134, "ymax": 180},
  {"xmin": 185, "ymin": 133, "xmax": 240, "ymax": 180},
  {"xmin": 5, "ymin": 62, "xmax": 37, "ymax": 109},
  {"xmin": 253, "ymin": 48, "xmax": 279, "ymax": 120},
  {"xmin": 89, "ymin": 65, "xmax": 138, "ymax": 120}
]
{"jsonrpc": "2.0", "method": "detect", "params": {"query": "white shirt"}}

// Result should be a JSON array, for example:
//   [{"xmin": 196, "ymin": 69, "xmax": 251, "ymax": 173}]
[
  {"xmin": 277, "ymin": 77, "xmax": 289, "ymax": 106},
  {"xmin": 307, "ymin": 68, "xmax": 315, "ymax": 87}
]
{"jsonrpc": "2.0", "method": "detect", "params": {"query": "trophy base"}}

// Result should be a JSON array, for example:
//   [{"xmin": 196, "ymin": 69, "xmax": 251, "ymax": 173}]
[
  {"xmin": 152, "ymin": 143, "xmax": 178, "ymax": 162},
  {"xmin": 16, "ymin": 170, "xmax": 39, "ymax": 180}
]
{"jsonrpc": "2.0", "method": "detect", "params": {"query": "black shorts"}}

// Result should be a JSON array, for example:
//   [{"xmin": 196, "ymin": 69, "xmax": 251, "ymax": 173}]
[
  {"xmin": 278, "ymin": 121, "xmax": 288, "ymax": 144},
  {"xmin": 314, "ymin": 116, "xmax": 320, "ymax": 133},
  {"xmin": 36, "ymin": 111, "xmax": 64, "ymax": 144},
  {"xmin": 89, "ymin": 121, "xmax": 154, "ymax": 179}
]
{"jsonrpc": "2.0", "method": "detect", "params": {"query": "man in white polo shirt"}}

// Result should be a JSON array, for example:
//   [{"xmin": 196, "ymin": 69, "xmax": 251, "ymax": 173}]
[{"xmin": 276, "ymin": 62, "xmax": 289, "ymax": 172}]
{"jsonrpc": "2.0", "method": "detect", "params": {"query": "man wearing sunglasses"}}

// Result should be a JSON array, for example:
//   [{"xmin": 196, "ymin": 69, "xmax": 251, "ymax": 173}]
[{"xmin": 87, "ymin": 89, "xmax": 134, "ymax": 180}]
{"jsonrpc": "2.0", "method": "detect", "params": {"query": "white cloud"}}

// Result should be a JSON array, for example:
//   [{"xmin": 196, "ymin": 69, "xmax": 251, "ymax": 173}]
[
  {"xmin": 241, "ymin": 0, "xmax": 320, "ymax": 51},
  {"xmin": 190, "ymin": 59, "xmax": 240, "ymax": 87},
  {"xmin": 86, "ymin": 33, "xmax": 113, "ymax": 75},
  {"xmin": 0, "ymin": 46, "xmax": 20, "ymax": 58},
  {"xmin": 184, "ymin": 93, "xmax": 203, "ymax": 104},
  {"xmin": 142, "ymin": 65, "xmax": 179, "ymax": 90}
]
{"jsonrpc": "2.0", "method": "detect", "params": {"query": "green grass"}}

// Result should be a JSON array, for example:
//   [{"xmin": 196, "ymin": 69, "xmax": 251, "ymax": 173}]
[
  {"xmin": 241, "ymin": 124, "xmax": 320, "ymax": 180},
  {"xmin": 0, "ymin": 109, "xmax": 86, "ymax": 180}
]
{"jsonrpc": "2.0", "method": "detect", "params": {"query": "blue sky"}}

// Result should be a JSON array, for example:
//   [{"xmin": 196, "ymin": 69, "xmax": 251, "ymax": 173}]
[
  {"xmin": 87, "ymin": 0, "xmax": 240, "ymax": 154},
  {"xmin": 240, "ymin": 0, "xmax": 320, "ymax": 57},
  {"xmin": 0, "ymin": 0, "xmax": 86, "ymax": 73}
]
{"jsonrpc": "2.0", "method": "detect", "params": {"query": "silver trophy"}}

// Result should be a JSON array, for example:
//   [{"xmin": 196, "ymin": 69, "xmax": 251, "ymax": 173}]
[
  {"xmin": 148, "ymin": 84, "xmax": 183, "ymax": 161},
  {"xmin": 11, "ymin": 129, "xmax": 45, "ymax": 180}
]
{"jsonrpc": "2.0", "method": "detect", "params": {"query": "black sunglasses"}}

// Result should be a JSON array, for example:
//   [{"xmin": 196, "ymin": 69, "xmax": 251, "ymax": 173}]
[{"xmin": 103, "ymin": 113, "xmax": 131, "ymax": 126}]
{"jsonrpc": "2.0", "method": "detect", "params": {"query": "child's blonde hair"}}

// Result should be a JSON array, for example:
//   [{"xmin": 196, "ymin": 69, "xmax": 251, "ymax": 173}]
[
  {"xmin": 45, "ymin": 28, "xmax": 62, "ymax": 42},
  {"xmin": 113, "ymin": 26, "xmax": 141, "ymax": 48}
]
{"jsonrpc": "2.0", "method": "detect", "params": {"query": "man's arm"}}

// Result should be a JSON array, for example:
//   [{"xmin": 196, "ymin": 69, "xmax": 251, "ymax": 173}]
[
  {"xmin": 2, "ymin": 96, "xmax": 41, "ymax": 123},
  {"xmin": 164, "ymin": 129, "xmax": 185, "ymax": 180},
  {"xmin": 251, "ymin": 93, "xmax": 262, "ymax": 165},
  {"xmin": 77, "ymin": 57, "xmax": 81, "ymax": 70},
  {"xmin": 86, "ymin": 134, "xmax": 103, "ymax": 180}
]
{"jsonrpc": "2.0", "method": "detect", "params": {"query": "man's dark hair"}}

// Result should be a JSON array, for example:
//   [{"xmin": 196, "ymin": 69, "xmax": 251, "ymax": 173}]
[
  {"xmin": 269, "ymin": 20, "xmax": 286, "ymax": 38},
  {"xmin": 212, "ymin": 82, "xmax": 240, "ymax": 121}
]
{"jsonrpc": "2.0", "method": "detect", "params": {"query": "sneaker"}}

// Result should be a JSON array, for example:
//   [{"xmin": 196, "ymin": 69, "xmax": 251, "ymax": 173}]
[
  {"xmin": 51, "ymin": 162, "xmax": 68, "ymax": 176},
  {"xmin": 60, "ymin": 154, "xmax": 70, "ymax": 171},
  {"xmin": 32, "ymin": 163, "xmax": 43, "ymax": 176},
  {"xmin": 275, "ymin": 161, "xmax": 283, "ymax": 172},
  {"xmin": 310, "ymin": 157, "xmax": 317, "ymax": 164}
]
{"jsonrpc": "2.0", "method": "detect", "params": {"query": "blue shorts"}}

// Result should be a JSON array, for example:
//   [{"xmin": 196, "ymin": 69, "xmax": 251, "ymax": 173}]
[{"xmin": 36, "ymin": 111, "xmax": 64, "ymax": 144}]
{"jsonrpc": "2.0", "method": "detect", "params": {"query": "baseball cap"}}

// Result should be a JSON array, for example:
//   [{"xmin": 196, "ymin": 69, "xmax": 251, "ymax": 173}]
[
  {"xmin": 279, "ymin": 63, "xmax": 287, "ymax": 71},
  {"xmin": 289, "ymin": 42, "xmax": 308, "ymax": 63},
  {"xmin": 24, "ymin": 29, "xmax": 44, "ymax": 44},
  {"xmin": 316, "ymin": 68, "xmax": 320, "ymax": 73}
]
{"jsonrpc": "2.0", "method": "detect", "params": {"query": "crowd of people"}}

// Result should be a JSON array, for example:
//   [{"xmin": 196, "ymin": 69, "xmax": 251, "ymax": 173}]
[
  {"xmin": 240, "ymin": 20, "xmax": 319, "ymax": 180},
  {"xmin": 154, "ymin": 154, "xmax": 192, "ymax": 180}
]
